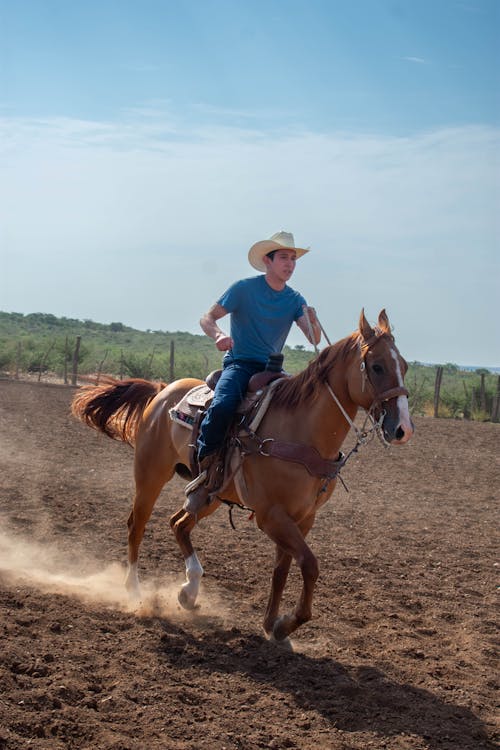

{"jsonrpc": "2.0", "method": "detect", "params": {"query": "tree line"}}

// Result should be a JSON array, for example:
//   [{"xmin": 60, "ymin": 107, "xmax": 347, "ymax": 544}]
[{"xmin": 0, "ymin": 311, "xmax": 498, "ymax": 422}]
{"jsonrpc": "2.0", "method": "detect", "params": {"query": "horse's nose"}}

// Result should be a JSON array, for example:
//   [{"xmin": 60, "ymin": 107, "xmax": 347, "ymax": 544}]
[{"xmin": 392, "ymin": 418, "xmax": 414, "ymax": 444}]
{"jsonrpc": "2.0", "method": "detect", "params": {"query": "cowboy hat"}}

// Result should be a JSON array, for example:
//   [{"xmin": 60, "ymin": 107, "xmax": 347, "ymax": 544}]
[{"xmin": 248, "ymin": 231, "xmax": 310, "ymax": 272}]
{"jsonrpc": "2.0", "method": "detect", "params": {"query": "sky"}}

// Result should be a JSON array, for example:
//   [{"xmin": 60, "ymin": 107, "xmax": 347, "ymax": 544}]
[{"xmin": 1, "ymin": 0, "xmax": 499, "ymax": 367}]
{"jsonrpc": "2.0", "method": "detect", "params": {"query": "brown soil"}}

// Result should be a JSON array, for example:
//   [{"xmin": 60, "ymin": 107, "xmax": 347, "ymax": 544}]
[{"xmin": 0, "ymin": 378, "xmax": 498, "ymax": 750}]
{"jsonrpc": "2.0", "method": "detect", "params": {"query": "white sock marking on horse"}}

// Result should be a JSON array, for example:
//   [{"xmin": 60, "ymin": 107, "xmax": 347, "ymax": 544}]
[
  {"xmin": 185, "ymin": 553, "xmax": 203, "ymax": 580},
  {"xmin": 180, "ymin": 553, "xmax": 204, "ymax": 606},
  {"xmin": 125, "ymin": 562, "xmax": 141, "ymax": 599}
]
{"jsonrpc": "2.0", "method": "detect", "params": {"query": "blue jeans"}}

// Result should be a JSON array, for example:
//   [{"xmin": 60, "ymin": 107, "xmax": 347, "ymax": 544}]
[{"xmin": 197, "ymin": 357, "xmax": 264, "ymax": 460}]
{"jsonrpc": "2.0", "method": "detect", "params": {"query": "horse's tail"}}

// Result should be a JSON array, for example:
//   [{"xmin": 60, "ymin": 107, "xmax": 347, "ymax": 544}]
[{"xmin": 71, "ymin": 377, "xmax": 166, "ymax": 445}]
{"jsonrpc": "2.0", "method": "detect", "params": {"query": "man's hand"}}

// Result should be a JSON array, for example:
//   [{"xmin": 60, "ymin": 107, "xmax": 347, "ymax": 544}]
[
  {"xmin": 215, "ymin": 334, "xmax": 234, "ymax": 352},
  {"xmin": 200, "ymin": 303, "xmax": 233, "ymax": 350},
  {"xmin": 298, "ymin": 305, "xmax": 321, "ymax": 345}
]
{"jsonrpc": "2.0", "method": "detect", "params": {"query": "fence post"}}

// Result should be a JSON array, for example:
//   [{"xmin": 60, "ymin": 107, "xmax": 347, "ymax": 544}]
[
  {"xmin": 433, "ymin": 366, "xmax": 443, "ymax": 418},
  {"xmin": 71, "ymin": 336, "xmax": 81, "ymax": 386},
  {"xmin": 479, "ymin": 373, "xmax": 486, "ymax": 412}
]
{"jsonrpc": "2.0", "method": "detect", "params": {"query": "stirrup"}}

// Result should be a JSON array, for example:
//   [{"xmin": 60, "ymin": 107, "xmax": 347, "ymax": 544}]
[
  {"xmin": 184, "ymin": 470, "xmax": 208, "ymax": 497},
  {"xmin": 183, "ymin": 487, "xmax": 214, "ymax": 515}
]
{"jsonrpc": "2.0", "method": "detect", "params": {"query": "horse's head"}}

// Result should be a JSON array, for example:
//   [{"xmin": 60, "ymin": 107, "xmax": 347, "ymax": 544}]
[{"xmin": 347, "ymin": 309, "xmax": 414, "ymax": 444}]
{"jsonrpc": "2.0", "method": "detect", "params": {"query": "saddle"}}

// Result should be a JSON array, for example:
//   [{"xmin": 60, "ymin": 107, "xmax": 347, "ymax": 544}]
[{"xmin": 168, "ymin": 364, "xmax": 287, "ymax": 483}]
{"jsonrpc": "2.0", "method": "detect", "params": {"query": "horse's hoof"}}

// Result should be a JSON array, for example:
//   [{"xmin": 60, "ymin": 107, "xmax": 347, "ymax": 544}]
[
  {"xmin": 271, "ymin": 615, "xmax": 295, "ymax": 644},
  {"xmin": 124, "ymin": 564, "xmax": 141, "ymax": 601},
  {"xmin": 178, "ymin": 586, "xmax": 200, "ymax": 611},
  {"xmin": 125, "ymin": 582, "xmax": 141, "ymax": 603},
  {"xmin": 269, "ymin": 632, "xmax": 294, "ymax": 651},
  {"xmin": 264, "ymin": 618, "xmax": 294, "ymax": 650}
]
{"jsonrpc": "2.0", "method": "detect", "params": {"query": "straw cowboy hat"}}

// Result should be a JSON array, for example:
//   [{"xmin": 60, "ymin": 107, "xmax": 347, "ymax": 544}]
[{"xmin": 248, "ymin": 231, "xmax": 309, "ymax": 272}]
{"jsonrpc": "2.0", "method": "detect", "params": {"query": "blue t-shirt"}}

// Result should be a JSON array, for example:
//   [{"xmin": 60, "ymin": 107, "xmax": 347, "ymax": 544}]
[{"xmin": 217, "ymin": 275, "xmax": 306, "ymax": 364}]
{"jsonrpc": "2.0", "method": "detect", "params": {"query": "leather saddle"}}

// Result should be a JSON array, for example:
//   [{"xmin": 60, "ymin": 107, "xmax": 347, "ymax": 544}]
[
  {"xmin": 169, "ymin": 364, "xmax": 287, "ymax": 482},
  {"xmin": 171, "ymin": 361, "xmax": 286, "ymax": 424}
]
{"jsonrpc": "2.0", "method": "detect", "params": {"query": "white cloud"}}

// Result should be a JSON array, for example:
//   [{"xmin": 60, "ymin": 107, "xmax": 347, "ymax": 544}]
[
  {"xmin": 402, "ymin": 56, "xmax": 427, "ymax": 64},
  {"xmin": 0, "ymin": 115, "xmax": 498, "ymax": 365}
]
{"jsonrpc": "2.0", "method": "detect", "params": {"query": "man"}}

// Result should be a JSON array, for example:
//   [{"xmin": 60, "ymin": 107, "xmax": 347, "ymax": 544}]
[{"xmin": 184, "ymin": 230, "xmax": 321, "ymax": 515}]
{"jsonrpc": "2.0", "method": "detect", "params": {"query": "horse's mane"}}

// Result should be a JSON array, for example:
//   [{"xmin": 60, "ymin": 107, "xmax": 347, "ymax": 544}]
[{"xmin": 273, "ymin": 333, "xmax": 360, "ymax": 410}]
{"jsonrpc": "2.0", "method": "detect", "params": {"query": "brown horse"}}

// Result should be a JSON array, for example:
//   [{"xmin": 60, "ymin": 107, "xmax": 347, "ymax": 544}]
[{"xmin": 71, "ymin": 309, "xmax": 413, "ymax": 642}]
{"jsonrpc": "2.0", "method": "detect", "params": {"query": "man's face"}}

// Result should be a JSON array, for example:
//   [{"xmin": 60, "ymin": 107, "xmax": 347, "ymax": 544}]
[{"xmin": 265, "ymin": 249, "xmax": 297, "ymax": 281}]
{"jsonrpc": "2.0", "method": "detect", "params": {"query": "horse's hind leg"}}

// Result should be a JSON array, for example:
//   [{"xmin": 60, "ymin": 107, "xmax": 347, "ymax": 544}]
[
  {"xmin": 125, "ymin": 471, "xmax": 172, "ymax": 599},
  {"xmin": 169, "ymin": 500, "xmax": 220, "ymax": 610}
]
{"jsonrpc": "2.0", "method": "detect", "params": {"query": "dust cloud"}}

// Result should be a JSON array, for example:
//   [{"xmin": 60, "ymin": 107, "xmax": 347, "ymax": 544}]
[{"xmin": 0, "ymin": 527, "xmax": 230, "ymax": 622}]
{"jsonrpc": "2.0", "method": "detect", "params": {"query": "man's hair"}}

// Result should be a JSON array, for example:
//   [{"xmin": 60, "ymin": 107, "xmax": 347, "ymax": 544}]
[{"xmin": 266, "ymin": 250, "xmax": 277, "ymax": 262}]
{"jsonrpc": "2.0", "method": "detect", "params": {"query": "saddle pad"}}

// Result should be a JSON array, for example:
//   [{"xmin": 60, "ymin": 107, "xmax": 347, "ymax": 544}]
[{"xmin": 169, "ymin": 384, "xmax": 213, "ymax": 430}]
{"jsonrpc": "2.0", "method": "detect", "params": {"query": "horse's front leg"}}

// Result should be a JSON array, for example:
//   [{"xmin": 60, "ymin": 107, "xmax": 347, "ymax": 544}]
[
  {"xmin": 260, "ymin": 509, "xmax": 318, "ymax": 642},
  {"xmin": 263, "ymin": 547, "xmax": 292, "ymax": 637},
  {"xmin": 169, "ymin": 500, "xmax": 221, "ymax": 610}
]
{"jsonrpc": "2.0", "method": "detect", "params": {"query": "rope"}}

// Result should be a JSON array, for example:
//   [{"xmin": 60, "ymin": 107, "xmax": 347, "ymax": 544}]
[
  {"xmin": 302, "ymin": 305, "xmax": 319, "ymax": 354},
  {"xmin": 302, "ymin": 305, "xmax": 332, "ymax": 352},
  {"xmin": 318, "ymin": 319, "xmax": 332, "ymax": 346}
]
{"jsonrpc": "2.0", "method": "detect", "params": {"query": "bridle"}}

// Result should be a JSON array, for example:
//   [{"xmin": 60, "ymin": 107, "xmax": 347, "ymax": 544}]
[
  {"xmin": 325, "ymin": 330, "xmax": 408, "ymax": 447},
  {"xmin": 359, "ymin": 332, "xmax": 409, "ymax": 401},
  {"xmin": 303, "ymin": 308, "xmax": 408, "ymax": 415}
]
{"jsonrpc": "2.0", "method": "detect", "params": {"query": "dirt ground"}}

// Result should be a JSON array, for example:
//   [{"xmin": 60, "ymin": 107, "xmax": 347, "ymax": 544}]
[{"xmin": 0, "ymin": 378, "xmax": 498, "ymax": 750}]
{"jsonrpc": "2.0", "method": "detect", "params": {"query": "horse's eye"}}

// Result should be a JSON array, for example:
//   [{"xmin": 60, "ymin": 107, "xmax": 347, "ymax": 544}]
[{"xmin": 372, "ymin": 363, "xmax": 384, "ymax": 375}]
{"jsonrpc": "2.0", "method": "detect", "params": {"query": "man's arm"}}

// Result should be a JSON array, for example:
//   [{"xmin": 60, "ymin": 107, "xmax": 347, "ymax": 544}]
[
  {"xmin": 200, "ymin": 303, "xmax": 234, "ymax": 351},
  {"xmin": 296, "ymin": 306, "xmax": 321, "ymax": 346}
]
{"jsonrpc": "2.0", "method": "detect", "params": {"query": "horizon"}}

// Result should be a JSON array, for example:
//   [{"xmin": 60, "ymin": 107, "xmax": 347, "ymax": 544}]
[{"xmin": 1, "ymin": 1, "xmax": 499, "ymax": 368}]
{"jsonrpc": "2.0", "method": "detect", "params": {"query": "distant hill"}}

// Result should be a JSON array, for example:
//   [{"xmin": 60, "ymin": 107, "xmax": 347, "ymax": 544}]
[
  {"xmin": 1, "ymin": 311, "xmax": 498, "ymax": 422},
  {"xmin": 459, "ymin": 365, "xmax": 500, "ymax": 374},
  {"xmin": 419, "ymin": 361, "xmax": 500, "ymax": 374},
  {"xmin": 0, "ymin": 310, "xmax": 315, "ymax": 381}
]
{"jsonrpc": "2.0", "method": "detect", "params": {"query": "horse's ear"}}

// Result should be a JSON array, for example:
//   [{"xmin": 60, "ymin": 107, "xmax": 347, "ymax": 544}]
[
  {"xmin": 377, "ymin": 308, "xmax": 391, "ymax": 334},
  {"xmin": 359, "ymin": 308, "xmax": 375, "ymax": 341}
]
